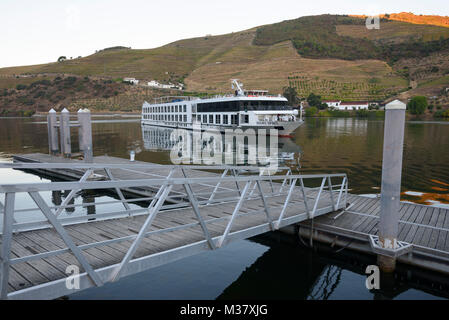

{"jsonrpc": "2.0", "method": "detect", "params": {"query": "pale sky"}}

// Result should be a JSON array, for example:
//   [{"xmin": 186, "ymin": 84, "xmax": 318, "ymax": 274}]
[{"xmin": 0, "ymin": 0, "xmax": 448, "ymax": 68}]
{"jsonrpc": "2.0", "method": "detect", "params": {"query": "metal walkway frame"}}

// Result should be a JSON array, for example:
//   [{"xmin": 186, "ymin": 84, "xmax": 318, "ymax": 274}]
[{"xmin": 0, "ymin": 163, "xmax": 348, "ymax": 299}]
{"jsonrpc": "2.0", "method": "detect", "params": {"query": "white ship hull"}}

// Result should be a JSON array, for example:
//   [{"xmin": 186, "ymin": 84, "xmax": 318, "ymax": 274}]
[{"xmin": 141, "ymin": 119, "xmax": 303, "ymax": 136}]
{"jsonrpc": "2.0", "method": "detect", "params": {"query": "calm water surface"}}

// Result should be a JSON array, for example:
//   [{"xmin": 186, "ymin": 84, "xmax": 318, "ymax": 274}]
[{"xmin": 0, "ymin": 116, "xmax": 448, "ymax": 300}]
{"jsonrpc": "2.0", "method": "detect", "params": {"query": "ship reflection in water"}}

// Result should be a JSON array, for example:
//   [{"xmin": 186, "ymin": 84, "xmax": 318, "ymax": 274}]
[{"xmin": 141, "ymin": 125, "xmax": 302, "ymax": 170}]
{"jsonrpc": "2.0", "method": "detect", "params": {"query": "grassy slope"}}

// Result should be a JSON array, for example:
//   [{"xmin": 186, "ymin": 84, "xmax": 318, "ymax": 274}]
[
  {"xmin": 1, "ymin": 13, "xmax": 448, "ymax": 104},
  {"xmin": 336, "ymin": 20, "xmax": 449, "ymax": 43},
  {"xmin": 383, "ymin": 12, "xmax": 449, "ymax": 28}
]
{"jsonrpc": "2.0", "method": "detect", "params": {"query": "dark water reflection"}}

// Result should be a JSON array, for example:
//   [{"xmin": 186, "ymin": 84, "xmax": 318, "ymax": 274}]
[
  {"xmin": 1, "ymin": 116, "xmax": 449, "ymax": 299},
  {"xmin": 68, "ymin": 233, "xmax": 447, "ymax": 300}
]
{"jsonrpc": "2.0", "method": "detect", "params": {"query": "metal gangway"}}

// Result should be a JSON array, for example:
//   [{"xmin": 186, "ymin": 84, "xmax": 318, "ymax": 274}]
[{"xmin": 0, "ymin": 162, "xmax": 348, "ymax": 299}]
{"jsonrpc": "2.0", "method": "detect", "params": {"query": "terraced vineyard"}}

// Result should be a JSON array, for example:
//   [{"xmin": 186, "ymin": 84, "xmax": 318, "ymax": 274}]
[
  {"xmin": 288, "ymin": 75, "xmax": 406, "ymax": 101},
  {"xmin": 68, "ymin": 87, "xmax": 175, "ymax": 112}
]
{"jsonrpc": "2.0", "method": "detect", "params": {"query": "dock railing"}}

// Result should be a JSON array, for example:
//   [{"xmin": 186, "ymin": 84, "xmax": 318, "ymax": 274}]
[{"xmin": 0, "ymin": 162, "xmax": 347, "ymax": 299}]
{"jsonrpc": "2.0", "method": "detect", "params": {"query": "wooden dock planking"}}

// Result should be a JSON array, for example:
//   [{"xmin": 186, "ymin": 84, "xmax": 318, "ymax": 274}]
[
  {"xmin": 398, "ymin": 204, "xmax": 420, "ymax": 240},
  {"xmin": 417, "ymin": 207, "xmax": 440, "ymax": 248},
  {"xmin": 429, "ymin": 208, "xmax": 446, "ymax": 250}
]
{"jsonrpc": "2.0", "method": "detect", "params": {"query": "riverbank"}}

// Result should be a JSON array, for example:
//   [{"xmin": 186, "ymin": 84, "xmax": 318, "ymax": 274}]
[{"xmin": 305, "ymin": 109, "xmax": 449, "ymax": 120}]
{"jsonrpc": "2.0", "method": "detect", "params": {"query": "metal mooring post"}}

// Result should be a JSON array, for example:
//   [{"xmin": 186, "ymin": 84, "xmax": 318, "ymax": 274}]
[
  {"xmin": 378, "ymin": 99, "xmax": 406, "ymax": 272},
  {"xmin": 47, "ymin": 108, "xmax": 59, "ymax": 155},
  {"xmin": 59, "ymin": 108, "xmax": 71, "ymax": 157},
  {"xmin": 77, "ymin": 108, "xmax": 93, "ymax": 162}
]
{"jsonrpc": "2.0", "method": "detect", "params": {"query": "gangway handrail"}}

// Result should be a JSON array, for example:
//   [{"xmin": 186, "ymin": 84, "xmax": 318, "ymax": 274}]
[
  {"xmin": 0, "ymin": 173, "xmax": 346, "ymax": 192},
  {"xmin": 0, "ymin": 162, "xmax": 291, "ymax": 171},
  {"xmin": 0, "ymin": 163, "xmax": 348, "ymax": 299}
]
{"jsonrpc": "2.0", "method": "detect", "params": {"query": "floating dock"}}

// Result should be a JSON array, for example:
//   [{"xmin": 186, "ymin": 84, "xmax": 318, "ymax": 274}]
[
  {"xmin": 1, "ymin": 153, "xmax": 448, "ymax": 299},
  {"xmin": 295, "ymin": 195, "xmax": 449, "ymax": 275}
]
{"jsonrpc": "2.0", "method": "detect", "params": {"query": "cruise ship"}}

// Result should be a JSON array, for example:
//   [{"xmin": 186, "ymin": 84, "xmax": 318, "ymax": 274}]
[{"xmin": 141, "ymin": 80, "xmax": 303, "ymax": 136}]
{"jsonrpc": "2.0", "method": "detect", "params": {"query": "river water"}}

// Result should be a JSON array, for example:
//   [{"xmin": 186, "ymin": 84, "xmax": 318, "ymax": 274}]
[{"xmin": 0, "ymin": 116, "xmax": 448, "ymax": 299}]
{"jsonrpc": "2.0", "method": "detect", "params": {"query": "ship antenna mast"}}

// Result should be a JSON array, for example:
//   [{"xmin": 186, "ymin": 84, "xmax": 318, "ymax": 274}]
[{"xmin": 231, "ymin": 79, "xmax": 245, "ymax": 96}]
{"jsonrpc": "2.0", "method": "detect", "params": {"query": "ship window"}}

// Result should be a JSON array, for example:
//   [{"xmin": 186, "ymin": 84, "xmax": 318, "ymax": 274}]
[
  {"xmin": 223, "ymin": 115, "xmax": 228, "ymax": 125},
  {"xmin": 197, "ymin": 101, "xmax": 240, "ymax": 113},
  {"xmin": 231, "ymin": 114, "xmax": 239, "ymax": 125},
  {"xmin": 216, "ymin": 114, "xmax": 221, "ymax": 124},
  {"xmin": 183, "ymin": 105, "xmax": 186, "ymax": 112},
  {"xmin": 202, "ymin": 115, "xmax": 207, "ymax": 123},
  {"xmin": 243, "ymin": 115, "xmax": 249, "ymax": 124},
  {"xmin": 209, "ymin": 114, "xmax": 213, "ymax": 123},
  {"xmin": 197, "ymin": 115, "xmax": 201, "ymax": 122},
  {"xmin": 184, "ymin": 115, "xmax": 187, "ymax": 122}
]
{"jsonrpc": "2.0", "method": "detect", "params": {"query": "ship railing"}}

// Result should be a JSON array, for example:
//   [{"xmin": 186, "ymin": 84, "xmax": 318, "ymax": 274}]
[{"xmin": 152, "ymin": 96, "xmax": 200, "ymax": 104}]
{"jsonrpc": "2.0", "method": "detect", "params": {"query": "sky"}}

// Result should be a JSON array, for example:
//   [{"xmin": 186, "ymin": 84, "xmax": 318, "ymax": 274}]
[{"xmin": 0, "ymin": 0, "xmax": 448, "ymax": 68}]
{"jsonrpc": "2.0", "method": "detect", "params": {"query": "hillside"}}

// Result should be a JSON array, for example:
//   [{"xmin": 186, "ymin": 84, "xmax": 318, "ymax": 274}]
[
  {"xmin": 1, "ymin": 13, "xmax": 449, "ymax": 114},
  {"xmin": 383, "ymin": 12, "xmax": 449, "ymax": 28},
  {"xmin": 0, "ymin": 75, "xmax": 180, "ymax": 116}
]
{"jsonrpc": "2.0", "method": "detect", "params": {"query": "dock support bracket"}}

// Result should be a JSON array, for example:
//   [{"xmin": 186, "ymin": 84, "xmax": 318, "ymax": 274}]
[{"xmin": 369, "ymin": 235, "xmax": 413, "ymax": 259}]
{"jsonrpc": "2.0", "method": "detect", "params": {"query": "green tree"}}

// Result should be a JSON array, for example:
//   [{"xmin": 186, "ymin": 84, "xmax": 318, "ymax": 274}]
[
  {"xmin": 305, "ymin": 106, "xmax": 318, "ymax": 117},
  {"xmin": 282, "ymin": 86, "xmax": 299, "ymax": 105},
  {"xmin": 307, "ymin": 93, "xmax": 322, "ymax": 108},
  {"xmin": 407, "ymin": 96, "xmax": 428, "ymax": 115}
]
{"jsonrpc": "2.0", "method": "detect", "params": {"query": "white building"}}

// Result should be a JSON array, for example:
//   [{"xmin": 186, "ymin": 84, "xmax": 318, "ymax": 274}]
[
  {"xmin": 339, "ymin": 101, "xmax": 369, "ymax": 110},
  {"xmin": 148, "ymin": 80, "xmax": 184, "ymax": 90},
  {"xmin": 324, "ymin": 100, "xmax": 369, "ymax": 110},
  {"xmin": 148, "ymin": 80, "xmax": 160, "ymax": 87},
  {"xmin": 123, "ymin": 77, "xmax": 139, "ymax": 85},
  {"xmin": 323, "ymin": 100, "xmax": 341, "ymax": 108}
]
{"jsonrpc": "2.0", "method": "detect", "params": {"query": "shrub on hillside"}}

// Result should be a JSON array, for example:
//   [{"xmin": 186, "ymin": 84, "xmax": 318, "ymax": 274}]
[
  {"xmin": 30, "ymin": 79, "xmax": 51, "ymax": 88},
  {"xmin": 305, "ymin": 106, "xmax": 318, "ymax": 116},
  {"xmin": 434, "ymin": 110, "xmax": 449, "ymax": 118},
  {"xmin": 22, "ymin": 110, "xmax": 35, "ymax": 117},
  {"xmin": 33, "ymin": 91, "xmax": 46, "ymax": 99},
  {"xmin": 407, "ymin": 96, "xmax": 428, "ymax": 115}
]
